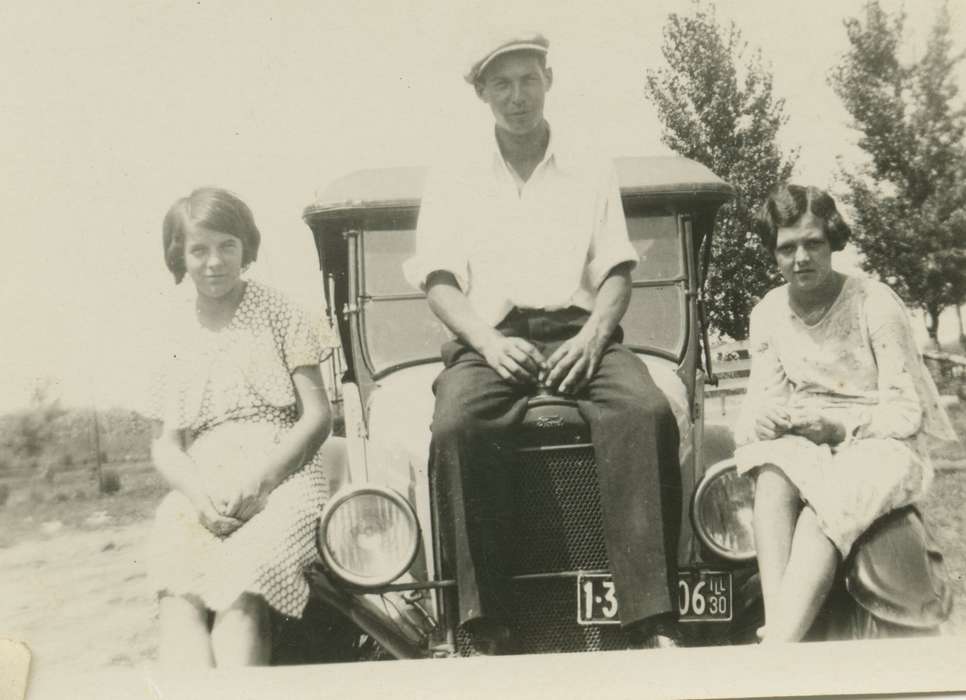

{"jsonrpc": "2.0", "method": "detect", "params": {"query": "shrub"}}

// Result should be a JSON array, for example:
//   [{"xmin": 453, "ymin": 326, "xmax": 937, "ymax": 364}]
[{"xmin": 99, "ymin": 468, "xmax": 121, "ymax": 495}]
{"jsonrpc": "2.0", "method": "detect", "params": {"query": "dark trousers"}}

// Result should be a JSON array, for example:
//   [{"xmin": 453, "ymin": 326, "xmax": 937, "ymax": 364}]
[{"xmin": 430, "ymin": 307, "xmax": 681, "ymax": 630}]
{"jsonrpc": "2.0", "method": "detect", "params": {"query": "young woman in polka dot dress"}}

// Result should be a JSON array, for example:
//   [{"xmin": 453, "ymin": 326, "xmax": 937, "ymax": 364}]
[{"xmin": 149, "ymin": 188, "xmax": 337, "ymax": 667}]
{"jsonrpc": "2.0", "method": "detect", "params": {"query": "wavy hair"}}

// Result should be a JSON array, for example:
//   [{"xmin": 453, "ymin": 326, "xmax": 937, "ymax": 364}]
[{"xmin": 753, "ymin": 184, "xmax": 851, "ymax": 254}]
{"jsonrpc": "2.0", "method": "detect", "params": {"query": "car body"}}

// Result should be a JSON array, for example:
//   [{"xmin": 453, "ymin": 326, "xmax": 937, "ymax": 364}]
[{"xmin": 301, "ymin": 156, "xmax": 764, "ymax": 658}]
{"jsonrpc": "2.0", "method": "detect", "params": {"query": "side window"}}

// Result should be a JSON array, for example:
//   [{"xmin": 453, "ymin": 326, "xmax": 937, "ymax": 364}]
[
  {"xmin": 362, "ymin": 227, "xmax": 452, "ymax": 374},
  {"xmin": 363, "ymin": 228, "xmax": 416, "ymax": 296},
  {"xmin": 622, "ymin": 213, "xmax": 686, "ymax": 357},
  {"xmin": 626, "ymin": 214, "xmax": 682, "ymax": 281}
]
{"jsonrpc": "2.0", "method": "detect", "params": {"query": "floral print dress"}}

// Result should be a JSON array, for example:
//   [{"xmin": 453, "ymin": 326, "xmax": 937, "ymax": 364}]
[
  {"xmin": 147, "ymin": 279, "xmax": 338, "ymax": 617},
  {"xmin": 734, "ymin": 276, "xmax": 955, "ymax": 557}
]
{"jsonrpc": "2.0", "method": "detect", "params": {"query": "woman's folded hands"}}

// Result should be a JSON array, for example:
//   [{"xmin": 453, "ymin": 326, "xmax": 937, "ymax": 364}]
[
  {"xmin": 204, "ymin": 466, "xmax": 269, "ymax": 523},
  {"xmin": 187, "ymin": 482, "xmax": 245, "ymax": 537},
  {"xmin": 752, "ymin": 400, "xmax": 846, "ymax": 445},
  {"xmin": 786, "ymin": 409, "xmax": 846, "ymax": 446},
  {"xmin": 186, "ymin": 465, "xmax": 269, "ymax": 536},
  {"xmin": 753, "ymin": 401, "xmax": 793, "ymax": 441}
]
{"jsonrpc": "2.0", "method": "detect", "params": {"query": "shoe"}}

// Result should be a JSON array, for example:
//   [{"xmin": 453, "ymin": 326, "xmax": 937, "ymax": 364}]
[
  {"xmin": 465, "ymin": 620, "xmax": 518, "ymax": 656},
  {"xmin": 639, "ymin": 632, "xmax": 680, "ymax": 649},
  {"xmin": 627, "ymin": 614, "xmax": 683, "ymax": 650}
]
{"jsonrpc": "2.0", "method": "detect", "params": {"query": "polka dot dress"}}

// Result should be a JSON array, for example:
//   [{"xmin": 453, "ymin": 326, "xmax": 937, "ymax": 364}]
[{"xmin": 148, "ymin": 279, "xmax": 337, "ymax": 618}]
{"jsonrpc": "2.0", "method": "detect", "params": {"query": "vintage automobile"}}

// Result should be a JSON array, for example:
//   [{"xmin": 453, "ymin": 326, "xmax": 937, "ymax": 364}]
[
  {"xmin": 298, "ymin": 155, "xmax": 955, "ymax": 660},
  {"xmin": 297, "ymin": 155, "xmax": 774, "ymax": 659}
]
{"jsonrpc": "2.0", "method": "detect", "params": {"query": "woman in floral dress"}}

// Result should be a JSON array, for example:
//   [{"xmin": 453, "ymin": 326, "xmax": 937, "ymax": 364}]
[
  {"xmin": 148, "ymin": 188, "xmax": 337, "ymax": 667},
  {"xmin": 735, "ymin": 184, "xmax": 955, "ymax": 643}
]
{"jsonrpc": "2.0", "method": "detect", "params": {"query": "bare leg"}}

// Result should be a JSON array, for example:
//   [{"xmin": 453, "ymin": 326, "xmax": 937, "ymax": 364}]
[
  {"xmin": 159, "ymin": 594, "xmax": 214, "ymax": 669},
  {"xmin": 764, "ymin": 506, "xmax": 839, "ymax": 643},
  {"xmin": 753, "ymin": 466, "xmax": 801, "ymax": 629},
  {"xmin": 211, "ymin": 593, "xmax": 272, "ymax": 666}
]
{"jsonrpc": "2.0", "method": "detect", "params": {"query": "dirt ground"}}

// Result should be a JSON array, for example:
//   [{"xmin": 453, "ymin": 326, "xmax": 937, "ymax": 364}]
[
  {"xmin": 1, "ymin": 413, "xmax": 965, "ymax": 676},
  {"xmin": 0, "ymin": 462, "xmax": 162, "ymax": 675}
]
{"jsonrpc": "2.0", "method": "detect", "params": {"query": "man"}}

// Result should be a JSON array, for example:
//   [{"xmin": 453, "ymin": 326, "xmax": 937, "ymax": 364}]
[{"xmin": 404, "ymin": 32, "xmax": 681, "ymax": 652}]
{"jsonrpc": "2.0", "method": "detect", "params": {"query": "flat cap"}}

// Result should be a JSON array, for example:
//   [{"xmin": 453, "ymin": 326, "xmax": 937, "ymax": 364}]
[{"xmin": 463, "ymin": 31, "xmax": 549, "ymax": 84}]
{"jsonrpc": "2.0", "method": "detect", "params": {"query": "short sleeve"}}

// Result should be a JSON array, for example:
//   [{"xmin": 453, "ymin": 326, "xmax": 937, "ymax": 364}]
[
  {"xmin": 281, "ymin": 298, "xmax": 333, "ymax": 371},
  {"xmin": 585, "ymin": 162, "xmax": 639, "ymax": 290},
  {"xmin": 734, "ymin": 296, "xmax": 792, "ymax": 446},
  {"xmin": 402, "ymin": 165, "xmax": 471, "ymax": 293}
]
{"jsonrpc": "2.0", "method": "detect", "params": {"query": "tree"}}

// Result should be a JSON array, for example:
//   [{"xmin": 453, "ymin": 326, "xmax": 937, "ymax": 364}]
[
  {"xmin": 2, "ymin": 379, "xmax": 65, "ymax": 471},
  {"xmin": 644, "ymin": 1, "xmax": 798, "ymax": 340},
  {"xmin": 830, "ymin": 1, "xmax": 966, "ymax": 348}
]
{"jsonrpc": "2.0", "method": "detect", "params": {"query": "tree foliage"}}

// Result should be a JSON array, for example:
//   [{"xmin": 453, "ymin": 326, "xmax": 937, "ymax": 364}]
[
  {"xmin": 830, "ymin": 1, "xmax": 966, "ymax": 346},
  {"xmin": 644, "ymin": 1, "xmax": 797, "ymax": 339},
  {"xmin": 1, "ymin": 380, "xmax": 65, "ymax": 471}
]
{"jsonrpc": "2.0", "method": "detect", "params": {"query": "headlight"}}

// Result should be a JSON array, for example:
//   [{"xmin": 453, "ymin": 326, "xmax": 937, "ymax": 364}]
[
  {"xmin": 691, "ymin": 459, "xmax": 756, "ymax": 562},
  {"xmin": 317, "ymin": 486, "xmax": 419, "ymax": 587}
]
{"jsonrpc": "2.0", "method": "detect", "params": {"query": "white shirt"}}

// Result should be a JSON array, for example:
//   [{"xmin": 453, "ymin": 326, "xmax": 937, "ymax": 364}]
[{"xmin": 403, "ymin": 129, "xmax": 639, "ymax": 327}]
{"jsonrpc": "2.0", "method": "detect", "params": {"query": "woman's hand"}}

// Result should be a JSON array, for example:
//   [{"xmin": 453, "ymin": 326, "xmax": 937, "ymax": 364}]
[
  {"xmin": 752, "ymin": 402, "xmax": 792, "ymax": 441},
  {"xmin": 216, "ymin": 475, "xmax": 268, "ymax": 522},
  {"xmin": 150, "ymin": 425, "xmax": 245, "ymax": 536},
  {"xmin": 202, "ymin": 468, "xmax": 267, "ymax": 522},
  {"xmin": 188, "ymin": 486, "xmax": 245, "ymax": 537},
  {"xmin": 787, "ymin": 409, "xmax": 846, "ymax": 445}
]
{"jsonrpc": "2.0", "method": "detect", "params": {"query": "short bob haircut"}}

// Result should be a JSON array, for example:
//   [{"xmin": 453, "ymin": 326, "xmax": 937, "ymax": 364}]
[
  {"xmin": 753, "ymin": 184, "xmax": 851, "ymax": 254},
  {"xmin": 162, "ymin": 187, "xmax": 261, "ymax": 284}
]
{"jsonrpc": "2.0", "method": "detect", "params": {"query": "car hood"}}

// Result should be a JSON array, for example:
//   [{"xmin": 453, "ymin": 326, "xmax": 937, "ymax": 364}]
[{"xmin": 364, "ymin": 355, "xmax": 692, "ymax": 488}]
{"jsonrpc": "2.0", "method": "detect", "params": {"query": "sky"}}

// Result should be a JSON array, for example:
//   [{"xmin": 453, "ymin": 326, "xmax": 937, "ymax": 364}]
[{"xmin": 1, "ymin": 0, "xmax": 964, "ymax": 413}]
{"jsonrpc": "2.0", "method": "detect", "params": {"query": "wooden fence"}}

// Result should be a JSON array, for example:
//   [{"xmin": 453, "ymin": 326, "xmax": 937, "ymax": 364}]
[{"xmin": 704, "ymin": 342, "xmax": 966, "ymax": 418}]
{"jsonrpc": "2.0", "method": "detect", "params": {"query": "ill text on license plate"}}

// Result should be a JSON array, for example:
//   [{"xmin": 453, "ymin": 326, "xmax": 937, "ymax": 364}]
[{"xmin": 576, "ymin": 569, "xmax": 732, "ymax": 625}]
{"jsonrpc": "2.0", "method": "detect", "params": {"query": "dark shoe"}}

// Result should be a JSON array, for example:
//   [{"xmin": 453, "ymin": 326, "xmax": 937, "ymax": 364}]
[
  {"xmin": 464, "ymin": 620, "xmax": 518, "ymax": 656},
  {"xmin": 639, "ymin": 632, "xmax": 680, "ymax": 649},
  {"xmin": 627, "ymin": 613, "xmax": 683, "ymax": 650}
]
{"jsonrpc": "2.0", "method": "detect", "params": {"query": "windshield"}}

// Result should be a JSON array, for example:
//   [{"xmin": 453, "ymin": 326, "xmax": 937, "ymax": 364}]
[{"xmin": 360, "ymin": 212, "xmax": 687, "ymax": 375}]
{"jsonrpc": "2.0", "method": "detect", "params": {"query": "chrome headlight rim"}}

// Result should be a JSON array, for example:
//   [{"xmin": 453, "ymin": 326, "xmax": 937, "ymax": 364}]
[
  {"xmin": 317, "ymin": 485, "xmax": 420, "ymax": 588},
  {"xmin": 691, "ymin": 457, "xmax": 756, "ymax": 563}
]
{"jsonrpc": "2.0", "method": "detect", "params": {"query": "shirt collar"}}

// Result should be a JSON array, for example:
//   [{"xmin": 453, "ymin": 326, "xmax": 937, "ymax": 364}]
[{"xmin": 486, "ymin": 123, "xmax": 572, "ymax": 176}]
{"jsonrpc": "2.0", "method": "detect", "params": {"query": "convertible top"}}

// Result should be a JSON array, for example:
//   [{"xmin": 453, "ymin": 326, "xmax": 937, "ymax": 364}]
[{"xmin": 303, "ymin": 156, "xmax": 733, "ymax": 221}]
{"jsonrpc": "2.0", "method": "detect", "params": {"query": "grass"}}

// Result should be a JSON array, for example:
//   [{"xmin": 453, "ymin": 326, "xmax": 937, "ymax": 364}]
[
  {"xmin": 931, "ymin": 402, "xmax": 966, "ymax": 464},
  {"xmin": 922, "ymin": 467, "xmax": 966, "ymax": 635}
]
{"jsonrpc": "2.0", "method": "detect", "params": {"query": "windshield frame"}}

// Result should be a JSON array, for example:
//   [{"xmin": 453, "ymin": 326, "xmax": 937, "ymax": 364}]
[{"xmin": 355, "ymin": 201, "xmax": 692, "ymax": 379}]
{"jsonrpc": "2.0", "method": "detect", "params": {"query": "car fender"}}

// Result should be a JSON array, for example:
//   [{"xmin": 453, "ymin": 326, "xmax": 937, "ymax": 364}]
[{"xmin": 701, "ymin": 423, "xmax": 736, "ymax": 471}]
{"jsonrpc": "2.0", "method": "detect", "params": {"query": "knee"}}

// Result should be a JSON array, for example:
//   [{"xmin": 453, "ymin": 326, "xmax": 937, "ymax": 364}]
[
  {"xmin": 618, "ymin": 390, "xmax": 676, "ymax": 433},
  {"xmin": 218, "ymin": 593, "xmax": 271, "ymax": 631},
  {"xmin": 755, "ymin": 466, "xmax": 800, "ymax": 510},
  {"xmin": 159, "ymin": 593, "xmax": 208, "ymax": 627},
  {"xmin": 431, "ymin": 409, "xmax": 474, "ymax": 445}
]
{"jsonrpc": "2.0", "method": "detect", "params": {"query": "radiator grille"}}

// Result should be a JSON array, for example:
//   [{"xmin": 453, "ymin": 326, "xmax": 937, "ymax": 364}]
[
  {"xmin": 509, "ymin": 444, "xmax": 608, "ymax": 574},
  {"xmin": 456, "ymin": 577, "xmax": 632, "ymax": 655},
  {"xmin": 456, "ymin": 443, "xmax": 633, "ymax": 655}
]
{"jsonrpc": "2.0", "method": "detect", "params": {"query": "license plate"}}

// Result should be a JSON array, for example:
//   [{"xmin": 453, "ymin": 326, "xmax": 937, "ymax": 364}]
[
  {"xmin": 576, "ymin": 569, "xmax": 732, "ymax": 625},
  {"xmin": 577, "ymin": 574, "xmax": 620, "ymax": 625},
  {"xmin": 677, "ymin": 568, "xmax": 732, "ymax": 622}
]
